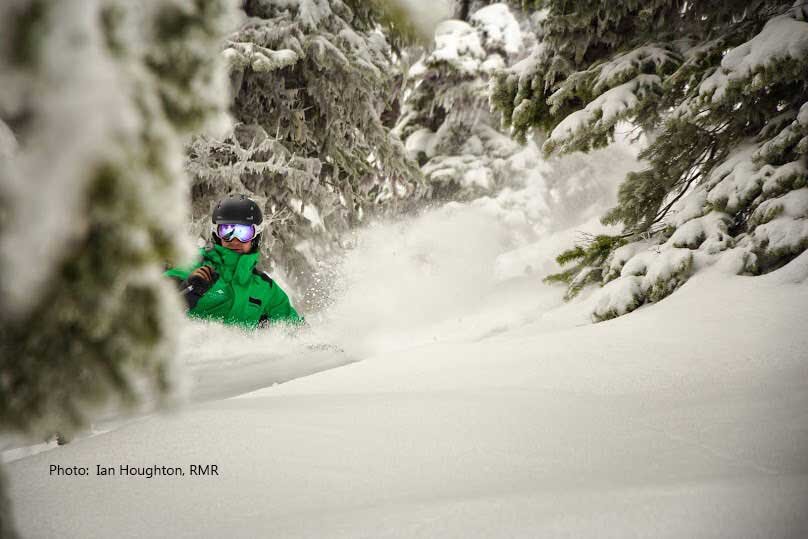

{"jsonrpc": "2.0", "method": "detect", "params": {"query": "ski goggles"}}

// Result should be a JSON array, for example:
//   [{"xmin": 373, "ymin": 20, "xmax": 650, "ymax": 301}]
[{"xmin": 214, "ymin": 223, "xmax": 262, "ymax": 242}]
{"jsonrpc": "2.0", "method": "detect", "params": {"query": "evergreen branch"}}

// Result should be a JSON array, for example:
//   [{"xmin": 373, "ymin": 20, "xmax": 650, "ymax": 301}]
[{"xmin": 650, "ymin": 141, "xmax": 717, "ymax": 226}]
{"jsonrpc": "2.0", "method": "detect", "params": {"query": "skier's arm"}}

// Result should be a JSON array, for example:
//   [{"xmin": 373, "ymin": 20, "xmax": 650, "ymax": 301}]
[
  {"xmin": 165, "ymin": 266, "xmax": 218, "ymax": 310},
  {"xmin": 259, "ymin": 285, "xmax": 304, "ymax": 327}
]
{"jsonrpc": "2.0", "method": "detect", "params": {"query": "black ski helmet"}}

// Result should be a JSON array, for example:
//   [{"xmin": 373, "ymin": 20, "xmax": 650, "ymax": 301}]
[{"xmin": 211, "ymin": 194, "xmax": 264, "ymax": 252}]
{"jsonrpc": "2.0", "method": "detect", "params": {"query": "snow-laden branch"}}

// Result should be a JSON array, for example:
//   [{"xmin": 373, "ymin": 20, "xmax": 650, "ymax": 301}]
[
  {"xmin": 544, "ymin": 75, "xmax": 661, "ymax": 154},
  {"xmin": 699, "ymin": 14, "xmax": 808, "ymax": 103}
]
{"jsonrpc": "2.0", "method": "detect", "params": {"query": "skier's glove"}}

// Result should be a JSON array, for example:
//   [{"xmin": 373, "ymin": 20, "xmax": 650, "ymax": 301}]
[
  {"xmin": 180, "ymin": 266, "xmax": 219, "ymax": 309},
  {"xmin": 188, "ymin": 266, "xmax": 217, "ymax": 286}
]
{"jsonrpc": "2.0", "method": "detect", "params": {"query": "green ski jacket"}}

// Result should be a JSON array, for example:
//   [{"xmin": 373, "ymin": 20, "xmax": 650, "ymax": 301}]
[{"xmin": 164, "ymin": 244, "xmax": 302, "ymax": 329}]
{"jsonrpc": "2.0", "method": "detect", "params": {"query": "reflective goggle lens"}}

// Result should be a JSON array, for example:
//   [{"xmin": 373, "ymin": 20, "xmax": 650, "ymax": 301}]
[{"xmin": 216, "ymin": 223, "xmax": 257, "ymax": 242}]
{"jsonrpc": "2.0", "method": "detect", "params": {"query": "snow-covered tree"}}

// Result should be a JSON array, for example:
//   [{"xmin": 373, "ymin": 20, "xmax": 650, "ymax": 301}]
[
  {"xmin": 395, "ymin": 3, "xmax": 527, "ymax": 201},
  {"xmin": 492, "ymin": 0, "xmax": 808, "ymax": 320},
  {"xmin": 451, "ymin": 0, "xmax": 523, "ymax": 21},
  {"xmin": 186, "ymin": 0, "xmax": 422, "ymax": 303},
  {"xmin": 0, "ymin": 0, "xmax": 232, "ymax": 497}
]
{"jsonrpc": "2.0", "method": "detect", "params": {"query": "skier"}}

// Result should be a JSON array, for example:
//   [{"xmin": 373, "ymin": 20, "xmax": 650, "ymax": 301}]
[{"xmin": 165, "ymin": 194, "xmax": 303, "ymax": 329}]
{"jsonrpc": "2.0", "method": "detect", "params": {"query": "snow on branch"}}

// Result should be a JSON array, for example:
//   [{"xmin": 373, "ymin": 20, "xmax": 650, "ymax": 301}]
[
  {"xmin": 590, "ymin": 45, "xmax": 681, "ymax": 94},
  {"xmin": 469, "ymin": 3, "xmax": 522, "ymax": 56},
  {"xmin": 699, "ymin": 14, "xmax": 808, "ymax": 103},
  {"xmin": 224, "ymin": 41, "xmax": 300, "ymax": 72},
  {"xmin": 544, "ymin": 75, "xmax": 661, "ymax": 154},
  {"xmin": 429, "ymin": 20, "xmax": 486, "ymax": 73}
]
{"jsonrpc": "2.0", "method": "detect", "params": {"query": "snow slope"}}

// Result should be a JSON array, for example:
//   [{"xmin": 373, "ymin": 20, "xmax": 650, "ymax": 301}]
[
  {"xmin": 6, "ymin": 144, "xmax": 808, "ymax": 537},
  {"xmin": 7, "ymin": 244, "xmax": 808, "ymax": 537}
]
